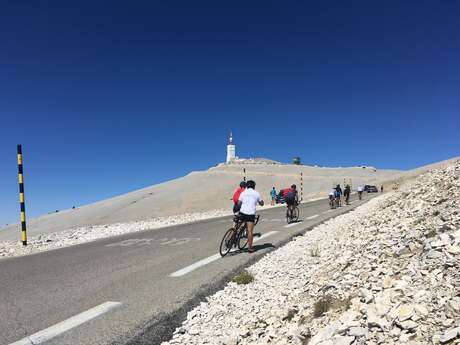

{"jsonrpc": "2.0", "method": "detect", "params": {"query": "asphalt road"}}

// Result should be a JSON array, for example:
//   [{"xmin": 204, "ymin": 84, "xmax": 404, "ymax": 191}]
[{"xmin": 0, "ymin": 193, "xmax": 379, "ymax": 345}]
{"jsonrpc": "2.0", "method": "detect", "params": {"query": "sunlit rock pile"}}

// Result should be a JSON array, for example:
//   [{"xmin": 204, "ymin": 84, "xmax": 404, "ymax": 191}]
[{"xmin": 163, "ymin": 160, "xmax": 460, "ymax": 345}]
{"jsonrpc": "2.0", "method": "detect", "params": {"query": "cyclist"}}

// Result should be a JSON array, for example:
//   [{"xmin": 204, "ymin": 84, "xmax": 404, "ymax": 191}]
[
  {"xmin": 232, "ymin": 181, "xmax": 246, "ymax": 214},
  {"xmin": 284, "ymin": 184, "xmax": 299, "ymax": 219},
  {"xmin": 357, "ymin": 185, "xmax": 363, "ymax": 200},
  {"xmin": 236, "ymin": 180, "xmax": 264, "ymax": 253},
  {"xmin": 344, "ymin": 184, "xmax": 351, "ymax": 205},
  {"xmin": 335, "ymin": 184, "xmax": 342, "ymax": 196},
  {"xmin": 232, "ymin": 181, "xmax": 246, "ymax": 229},
  {"xmin": 334, "ymin": 186, "xmax": 342, "ymax": 207},
  {"xmin": 328, "ymin": 190, "xmax": 335, "ymax": 208}
]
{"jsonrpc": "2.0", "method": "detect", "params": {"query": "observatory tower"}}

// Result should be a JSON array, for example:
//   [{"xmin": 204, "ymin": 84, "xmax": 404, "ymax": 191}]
[{"xmin": 226, "ymin": 132, "xmax": 236, "ymax": 163}]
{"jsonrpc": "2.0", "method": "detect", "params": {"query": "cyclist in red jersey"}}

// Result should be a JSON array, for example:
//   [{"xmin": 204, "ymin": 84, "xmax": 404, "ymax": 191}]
[{"xmin": 231, "ymin": 181, "xmax": 247, "ymax": 229}]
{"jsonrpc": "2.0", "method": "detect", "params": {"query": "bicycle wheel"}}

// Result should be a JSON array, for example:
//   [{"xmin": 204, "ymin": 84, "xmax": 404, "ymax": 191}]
[
  {"xmin": 286, "ymin": 208, "xmax": 291, "ymax": 223},
  {"xmin": 219, "ymin": 228, "xmax": 235, "ymax": 257},
  {"xmin": 292, "ymin": 207, "xmax": 300, "ymax": 222},
  {"xmin": 237, "ymin": 225, "xmax": 248, "ymax": 250}
]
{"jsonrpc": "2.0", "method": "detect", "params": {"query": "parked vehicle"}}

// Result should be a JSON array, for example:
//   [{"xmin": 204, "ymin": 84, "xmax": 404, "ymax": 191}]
[
  {"xmin": 276, "ymin": 194, "xmax": 285, "ymax": 204},
  {"xmin": 364, "ymin": 185, "xmax": 378, "ymax": 193}
]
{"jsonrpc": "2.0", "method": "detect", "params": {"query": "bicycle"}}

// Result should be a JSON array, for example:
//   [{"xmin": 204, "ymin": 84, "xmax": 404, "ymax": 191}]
[
  {"xmin": 219, "ymin": 214, "xmax": 260, "ymax": 257},
  {"xmin": 334, "ymin": 196, "xmax": 341, "ymax": 208},
  {"xmin": 329, "ymin": 196, "xmax": 335, "ymax": 209},
  {"xmin": 286, "ymin": 203, "xmax": 300, "ymax": 223}
]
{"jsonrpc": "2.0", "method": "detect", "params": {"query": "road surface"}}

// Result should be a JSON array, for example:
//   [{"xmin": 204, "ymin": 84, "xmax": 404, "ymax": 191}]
[{"xmin": 0, "ymin": 193, "xmax": 378, "ymax": 345}]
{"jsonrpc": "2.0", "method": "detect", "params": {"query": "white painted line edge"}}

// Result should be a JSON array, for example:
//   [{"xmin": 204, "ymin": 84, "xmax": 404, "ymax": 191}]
[
  {"xmin": 9, "ymin": 302, "xmax": 122, "ymax": 345},
  {"xmin": 284, "ymin": 222, "xmax": 303, "ymax": 228},
  {"xmin": 170, "ymin": 231, "xmax": 279, "ymax": 277},
  {"xmin": 306, "ymin": 214, "xmax": 319, "ymax": 220},
  {"xmin": 170, "ymin": 253, "xmax": 221, "ymax": 277}
]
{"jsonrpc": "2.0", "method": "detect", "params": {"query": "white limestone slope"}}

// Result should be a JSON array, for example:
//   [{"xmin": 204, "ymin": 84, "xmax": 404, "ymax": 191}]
[
  {"xmin": 0, "ymin": 159, "xmax": 403, "ymax": 242},
  {"xmin": 162, "ymin": 159, "xmax": 460, "ymax": 345}
]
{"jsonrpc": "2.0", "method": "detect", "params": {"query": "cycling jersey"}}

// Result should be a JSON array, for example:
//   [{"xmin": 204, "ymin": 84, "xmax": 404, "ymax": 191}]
[
  {"xmin": 232, "ymin": 187, "xmax": 245, "ymax": 204},
  {"xmin": 238, "ymin": 188, "xmax": 262, "ymax": 215}
]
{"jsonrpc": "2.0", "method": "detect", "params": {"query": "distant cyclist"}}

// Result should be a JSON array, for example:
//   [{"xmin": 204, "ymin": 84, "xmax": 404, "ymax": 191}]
[
  {"xmin": 335, "ymin": 184, "xmax": 342, "ymax": 196},
  {"xmin": 328, "ymin": 189, "xmax": 335, "ymax": 207},
  {"xmin": 344, "ymin": 184, "xmax": 351, "ymax": 205},
  {"xmin": 284, "ymin": 184, "xmax": 299, "ymax": 214},
  {"xmin": 334, "ymin": 186, "xmax": 342, "ymax": 207},
  {"xmin": 236, "ymin": 180, "xmax": 264, "ymax": 253},
  {"xmin": 357, "ymin": 185, "xmax": 363, "ymax": 200}
]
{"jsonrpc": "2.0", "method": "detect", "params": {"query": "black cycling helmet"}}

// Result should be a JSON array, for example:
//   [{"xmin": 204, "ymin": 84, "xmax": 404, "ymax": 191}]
[
  {"xmin": 239, "ymin": 181, "xmax": 247, "ymax": 188},
  {"xmin": 291, "ymin": 184, "xmax": 296, "ymax": 189},
  {"xmin": 246, "ymin": 180, "xmax": 256, "ymax": 189}
]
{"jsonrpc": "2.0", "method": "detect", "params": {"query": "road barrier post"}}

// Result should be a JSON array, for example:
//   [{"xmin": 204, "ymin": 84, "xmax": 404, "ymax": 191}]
[
  {"xmin": 17, "ymin": 145, "xmax": 27, "ymax": 246},
  {"xmin": 300, "ymin": 172, "xmax": 303, "ymax": 201},
  {"xmin": 243, "ymin": 168, "xmax": 246, "ymax": 182}
]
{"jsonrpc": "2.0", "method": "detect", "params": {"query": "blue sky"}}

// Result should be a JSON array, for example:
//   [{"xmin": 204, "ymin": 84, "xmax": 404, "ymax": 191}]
[{"xmin": 1, "ymin": 0, "xmax": 459, "ymax": 225}]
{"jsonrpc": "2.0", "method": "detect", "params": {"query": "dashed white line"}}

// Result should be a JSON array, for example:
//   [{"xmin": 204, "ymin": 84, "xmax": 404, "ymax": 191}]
[
  {"xmin": 284, "ymin": 222, "xmax": 303, "ymax": 228},
  {"xmin": 9, "ymin": 302, "xmax": 122, "ymax": 345},
  {"xmin": 323, "ymin": 209, "xmax": 334, "ymax": 214},
  {"xmin": 306, "ymin": 214, "xmax": 319, "ymax": 220},
  {"xmin": 170, "ymin": 231, "xmax": 279, "ymax": 277}
]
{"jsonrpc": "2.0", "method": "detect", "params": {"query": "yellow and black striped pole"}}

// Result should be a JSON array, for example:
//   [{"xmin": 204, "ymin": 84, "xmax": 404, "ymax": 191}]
[
  {"xmin": 300, "ymin": 172, "xmax": 303, "ymax": 201},
  {"xmin": 17, "ymin": 145, "xmax": 27, "ymax": 246}
]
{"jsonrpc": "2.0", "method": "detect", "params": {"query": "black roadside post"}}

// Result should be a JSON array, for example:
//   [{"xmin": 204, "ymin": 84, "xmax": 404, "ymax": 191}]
[
  {"xmin": 17, "ymin": 145, "xmax": 27, "ymax": 246},
  {"xmin": 243, "ymin": 168, "xmax": 246, "ymax": 182}
]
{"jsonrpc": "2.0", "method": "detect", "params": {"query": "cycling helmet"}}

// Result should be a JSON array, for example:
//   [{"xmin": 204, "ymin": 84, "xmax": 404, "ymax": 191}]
[
  {"xmin": 239, "ymin": 181, "xmax": 247, "ymax": 188},
  {"xmin": 246, "ymin": 180, "xmax": 256, "ymax": 189},
  {"xmin": 291, "ymin": 184, "xmax": 296, "ymax": 189}
]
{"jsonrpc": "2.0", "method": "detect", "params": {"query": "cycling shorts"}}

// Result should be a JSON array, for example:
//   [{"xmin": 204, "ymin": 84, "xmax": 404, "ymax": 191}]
[
  {"xmin": 239, "ymin": 213, "xmax": 256, "ymax": 223},
  {"xmin": 286, "ymin": 198, "xmax": 296, "ymax": 206}
]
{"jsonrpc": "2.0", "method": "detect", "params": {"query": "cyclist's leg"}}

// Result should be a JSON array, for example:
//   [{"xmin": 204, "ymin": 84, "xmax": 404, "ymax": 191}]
[
  {"xmin": 247, "ymin": 221, "xmax": 255, "ymax": 251},
  {"xmin": 287, "ymin": 203, "xmax": 293, "ymax": 219}
]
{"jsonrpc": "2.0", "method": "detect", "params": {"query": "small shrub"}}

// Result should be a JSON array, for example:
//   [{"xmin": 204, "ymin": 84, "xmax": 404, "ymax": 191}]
[
  {"xmin": 313, "ymin": 296, "xmax": 332, "ymax": 318},
  {"xmin": 283, "ymin": 309, "xmax": 298, "ymax": 321},
  {"xmin": 313, "ymin": 295, "xmax": 351, "ymax": 318},
  {"xmin": 426, "ymin": 229, "xmax": 437, "ymax": 238},
  {"xmin": 310, "ymin": 245, "xmax": 320, "ymax": 257},
  {"xmin": 232, "ymin": 271, "xmax": 254, "ymax": 285}
]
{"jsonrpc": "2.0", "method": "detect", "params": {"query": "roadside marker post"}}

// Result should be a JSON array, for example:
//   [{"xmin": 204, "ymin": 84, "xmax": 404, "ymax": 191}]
[
  {"xmin": 243, "ymin": 168, "xmax": 246, "ymax": 181},
  {"xmin": 300, "ymin": 172, "xmax": 303, "ymax": 201},
  {"xmin": 17, "ymin": 145, "xmax": 27, "ymax": 246}
]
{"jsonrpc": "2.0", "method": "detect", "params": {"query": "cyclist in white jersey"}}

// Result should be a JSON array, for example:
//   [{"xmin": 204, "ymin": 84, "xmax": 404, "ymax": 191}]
[{"xmin": 236, "ymin": 180, "xmax": 264, "ymax": 253}]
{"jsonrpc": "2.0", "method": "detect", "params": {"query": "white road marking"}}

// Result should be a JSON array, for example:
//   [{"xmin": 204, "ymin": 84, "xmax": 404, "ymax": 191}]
[
  {"xmin": 306, "ymin": 214, "xmax": 319, "ymax": 220},
  {"xmin": 284, "ymin": 222, "xmax": 303, "ymax": 228},
  {"xmin": 9, "ymin": 302, "xmax": 122, "ymax": 345},
  {"xmin": 170, "ymin": 231, "xmax": 279, "ymax": 277},
  {"xmin": 270, "ymin": 218, "xmax": 283, "ymax": 222},
  {"xmin": 323, "ymin": 209, "xmax": 334, "ymax": 214},
  {"xmin": 106, "ymin": 237, "xmax": 200, "ymax": 247}
]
